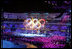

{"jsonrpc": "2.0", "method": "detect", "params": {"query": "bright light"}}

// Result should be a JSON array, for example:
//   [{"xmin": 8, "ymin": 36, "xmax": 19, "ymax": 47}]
[
  {"xmin": 23, "ymin": 18, "xmax": 46, "ymax": 30},
  {"xmin": 20, "ymin": 34, "xmax": 46, "ymax": 37},
  {"xmin": 69, "ymin": 10, "xmax": 71, "ymax": 12}
]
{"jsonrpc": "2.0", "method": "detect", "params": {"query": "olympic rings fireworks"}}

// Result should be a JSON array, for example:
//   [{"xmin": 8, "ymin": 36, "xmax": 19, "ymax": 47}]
[{"xmin": 23, "ymin": 18, "xmax": 46, "ymax": 30}]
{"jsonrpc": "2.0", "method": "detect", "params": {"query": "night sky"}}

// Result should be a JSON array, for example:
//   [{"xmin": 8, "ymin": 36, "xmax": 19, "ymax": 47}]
[{"xmin": 1, "ymin": 0, "xmax": 71, "ymax": 12}]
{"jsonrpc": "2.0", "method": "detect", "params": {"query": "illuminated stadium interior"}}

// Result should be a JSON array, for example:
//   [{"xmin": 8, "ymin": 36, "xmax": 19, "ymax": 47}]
[{"xmin": 1, "ymin": 0, "xmax": 71, "ymax": 48}]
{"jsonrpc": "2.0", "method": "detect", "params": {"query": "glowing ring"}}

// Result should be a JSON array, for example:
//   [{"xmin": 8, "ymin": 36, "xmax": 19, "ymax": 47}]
[
  {"xmin": 36, "ymin": 22, "xmax": 41, "ymax": 29},
  {"xmin": 33, "ymin": 19, "xmax": 39, "ymax": 27},
  {"xmin": 33, "ymin": 19, "xmax": 41, "ymax": 29},
  {"xmin": 26, "ymin": 18, "xmax": 32, "ymax": 25},
  {"xmin": 24, "ymin": 18, "xmax": 45, "ymax": 30},
  {"xmin": 39, "ymin": 19, "xmax": 45, "ymax": 25},
  {"xmin": 33, "ymin": 19, "xmax": 38, "ymax": 24}
]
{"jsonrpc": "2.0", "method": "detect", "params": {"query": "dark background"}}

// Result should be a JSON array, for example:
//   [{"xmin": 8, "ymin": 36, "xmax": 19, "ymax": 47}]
[{"xmin": 1, "ymin": 0, "xmax": 71, "ymax": 12}]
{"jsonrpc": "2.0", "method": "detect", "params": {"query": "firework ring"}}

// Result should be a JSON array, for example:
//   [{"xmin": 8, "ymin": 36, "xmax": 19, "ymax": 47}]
[
  {"xmin": 39, "ymin": 19, "xmax": 46, "ymax": 25},
  {"xmin": 24, "ymin": 18, "xmax": 45, "ymax": 29},
  {"xmin": 33, "ymin": 19, "xmax": 41, "ymax": 29},
  {"xmin": 24, "ymin": 18, "xmax": 32, "ymax": 27}
]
